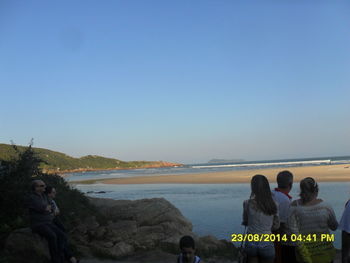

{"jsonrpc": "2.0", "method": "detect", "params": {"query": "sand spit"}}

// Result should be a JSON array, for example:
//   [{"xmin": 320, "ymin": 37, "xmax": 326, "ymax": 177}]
[{"xmin": 74, "ymin": 164, "xmax": 350, "ymax": 185}]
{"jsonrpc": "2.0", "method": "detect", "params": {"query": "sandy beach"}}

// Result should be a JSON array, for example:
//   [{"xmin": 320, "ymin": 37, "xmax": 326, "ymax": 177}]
[{"xmin": 78, "ymin": 164, "xmax": 350, "ymax": 184}]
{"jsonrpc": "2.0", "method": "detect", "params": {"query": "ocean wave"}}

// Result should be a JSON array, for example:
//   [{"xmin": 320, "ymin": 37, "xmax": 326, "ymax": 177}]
[{"xmin": 191, "ymin": 160, "xmax": 332, "ymax": 169}]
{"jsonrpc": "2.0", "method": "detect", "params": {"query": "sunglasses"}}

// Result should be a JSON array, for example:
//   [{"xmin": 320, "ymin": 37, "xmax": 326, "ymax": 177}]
[{"xmin": 37, "ymin": 184, "xmax": 46, "ymax": 187}]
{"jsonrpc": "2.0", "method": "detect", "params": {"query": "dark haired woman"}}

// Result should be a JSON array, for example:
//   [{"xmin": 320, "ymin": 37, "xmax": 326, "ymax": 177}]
[
  {"xmin": 289, "ymin": 177, "xmax": 338, "ymax": 263},
  {"xmin": 45, "ymin": 186, "xmax": 65, "ymax": 231},
  {"xmin": 45, "ymin": 186, "xmax": 79, "ymax": 263},
  {"xmin": 242, "ymin": 174, "xmax": 280, "ymax": 263}
]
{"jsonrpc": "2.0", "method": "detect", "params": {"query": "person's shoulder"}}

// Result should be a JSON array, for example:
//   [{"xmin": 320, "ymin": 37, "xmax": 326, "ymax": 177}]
[
  {"xmin": 341, "ymin": 200, "xmax": 350, "ymax": 216},
  {"xmin": 317, "ymin": 199, "xmax": 332, "ymax": 207},
  {"xmin": 314, "ymin": 200, "xmax": 336, "ymax": 212},
  {"xmin": 345, "ymin": 200, "xmax": 350, "ymax": 209},
  {"xmin": 195, "ymin": 255, "xmax": 202, "ymax": 263},
  {"xmin": 273, "ymin": 190, "xmax": 289, "ymax": 202},
  {"xmin": 243, "ymin": 199, "xmax": 250, "ymax": 205}
]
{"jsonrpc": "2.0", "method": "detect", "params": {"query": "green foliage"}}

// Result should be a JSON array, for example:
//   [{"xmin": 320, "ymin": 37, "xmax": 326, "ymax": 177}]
[
  {"xmin": 0, "ymin": 143, "xmax": 97, "ymax": 248},
  {"xmin": 0, "ymin": 143, "xmax": 167, "ymax": 172}
]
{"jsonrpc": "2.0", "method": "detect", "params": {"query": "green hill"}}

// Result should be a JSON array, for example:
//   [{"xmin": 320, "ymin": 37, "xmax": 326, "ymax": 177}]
[{"xmin": 0, "ymin": 144, "xmax": 178, "ymax": 173}]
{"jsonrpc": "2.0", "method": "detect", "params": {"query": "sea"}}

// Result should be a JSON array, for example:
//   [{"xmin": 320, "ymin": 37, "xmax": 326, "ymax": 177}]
[{"xmin": 65, "ymin": 156, "xmax": 350, "ymax": 249}]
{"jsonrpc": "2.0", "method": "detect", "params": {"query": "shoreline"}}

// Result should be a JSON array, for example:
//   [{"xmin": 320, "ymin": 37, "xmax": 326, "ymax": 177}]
[{"xmin": 71, "ymin": 164, "xmax": 350, "ymax": 184}]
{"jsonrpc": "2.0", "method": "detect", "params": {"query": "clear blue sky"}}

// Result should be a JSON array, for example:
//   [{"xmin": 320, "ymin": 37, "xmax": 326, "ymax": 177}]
[{"xmin": 1, "ymin": 1, "xmax": 350, "ymax": 164}]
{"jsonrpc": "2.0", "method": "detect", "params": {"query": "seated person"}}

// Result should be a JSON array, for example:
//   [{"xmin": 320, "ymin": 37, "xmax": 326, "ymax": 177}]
[
  {"xmin": 45, "ymin": 185, "xmax": 79, "ymax": 263},
  {"xmin": 177, "ymin": 235, "xmax": 203, "ymax": 263},
  {"xmin": 27, "ymin": 180, "xmax": 66, "ymax": 263},
  {"xmin": 45, "ymin": 186, "xmax": 65, "ymax": 231}
]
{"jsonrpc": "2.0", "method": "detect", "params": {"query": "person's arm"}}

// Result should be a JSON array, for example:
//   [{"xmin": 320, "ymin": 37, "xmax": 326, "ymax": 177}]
[
  {"xmin": 272, "ymin": 202, "xmax": 280, "ymax": 231},
  {"xmin": 272, "ymin": 214, "xmax": 280, "ymax": 231},
  {"xmin": 51, "ymin": 200, "xmax": 60, "ymax": 215},
  {"xmin": 242, "ymin": 200, "xmax": 248, "ymax": 226},
  {"xmin": 287, "ymin": 202, "xmax": 299, "ymax": 235},
  {"xmin": 326, "ymin": 205, "xmax": 338, "ymax": 231},
  {"xmin": 27, "ymin": 194, "xmax": 50, "ymax": 213}
]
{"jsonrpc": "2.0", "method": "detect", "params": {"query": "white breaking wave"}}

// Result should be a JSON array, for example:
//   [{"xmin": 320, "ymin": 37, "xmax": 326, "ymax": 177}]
[
  {"xmin": 330, "ymin": 160, "xmax": 350, "ymax": 164},
  {"xmin": 191, "ymin": 160, "xmax": 332, "ymax": 169}
]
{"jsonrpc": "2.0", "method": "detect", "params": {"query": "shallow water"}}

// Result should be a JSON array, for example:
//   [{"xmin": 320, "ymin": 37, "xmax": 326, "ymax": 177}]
[{"xmin": 73, "ymin": 182, "xmax": 350, "ymax": 249}]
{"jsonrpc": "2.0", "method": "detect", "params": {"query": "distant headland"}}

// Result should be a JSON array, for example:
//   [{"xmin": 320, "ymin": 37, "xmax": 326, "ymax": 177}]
[{"xmin": 0, "ymin": 143, "xmax": 181, "ymax": 174}]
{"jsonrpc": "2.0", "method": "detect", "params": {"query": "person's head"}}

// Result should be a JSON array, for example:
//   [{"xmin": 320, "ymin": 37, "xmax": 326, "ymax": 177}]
[
  {"xmin": 179, "ymin": 235, "xmax": 196, "ymax": 263},
  {"xmin": 251, "ymin": 174, "xmax": 277, "ymax": 215},
  {"xmin": 31, "ymin": 180, "xmax": 46, "ymax": 194},
  {"xmin": 45, "ymin": 186, "xmax": 56, "ymax": 199},
  {"xmin": 299, "ymin": 177, "xmax": 318, "ymax": 204},
  {"xmin": 276, "ymin": 170, "xmax": 294, "ymax": 192}
]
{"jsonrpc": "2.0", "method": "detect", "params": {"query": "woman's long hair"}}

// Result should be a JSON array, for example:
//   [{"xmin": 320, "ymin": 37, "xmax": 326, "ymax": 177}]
[
  {"xmin": 299, "ymin": 177, "xmax": 318, "ymax": 204},
  {"xmin": 250, "ymin": 174, "xmax": 277, "ymax": 215}
]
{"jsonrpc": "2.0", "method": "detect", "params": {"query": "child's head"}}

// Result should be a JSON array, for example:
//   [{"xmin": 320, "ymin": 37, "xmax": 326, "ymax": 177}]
[{"xmin": 179, "ymin": 235, "xmax": 196, "ymax": 263}]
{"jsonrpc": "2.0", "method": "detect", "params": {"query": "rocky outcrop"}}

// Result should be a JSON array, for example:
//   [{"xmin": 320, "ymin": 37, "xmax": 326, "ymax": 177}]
[
  {"xmin": 4, "ymin": 198, "xmax": 236, "ymax": 262},
  {"xmin": 4, "ymin": 228, "xmax": 50, "ymax": 263},
  {"xmin": 73, "ymin": 197, "xmax": 195, "ymax": 258}
]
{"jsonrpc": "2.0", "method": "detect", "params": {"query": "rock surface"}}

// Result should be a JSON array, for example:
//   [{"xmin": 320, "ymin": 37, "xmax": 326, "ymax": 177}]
[
  {"xmin": 4, "ymin": 197, "xmax": 236, "ymax": 262},
  {"xmin": 4, "ymin": 228, "xmax": 50, "ymax": 263}
]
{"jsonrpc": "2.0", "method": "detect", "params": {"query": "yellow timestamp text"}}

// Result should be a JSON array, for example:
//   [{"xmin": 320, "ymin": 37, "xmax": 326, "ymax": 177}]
[{"xmin": 231, "ymin": 233, "xmax": 335, "ymax": 242}]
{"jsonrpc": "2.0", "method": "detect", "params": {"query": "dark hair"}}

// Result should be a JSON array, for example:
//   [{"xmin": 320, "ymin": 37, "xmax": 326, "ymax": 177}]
[
  {"xmin": 45, "ymin": 185, "xmax": 54, "ymax": 195},
  {"xmin": 179, "ymin": 235, "xmax": 195, "ymax": 249},
  {"xmin": 277, "ymin": 170, "xmax": 293, "ymax": 189},
  {"xmin": 250, "ymin": 174, "xmax": 277, "ymax": 215},
  {"xmin": 299, "ymin": 177, "xmax": 318, "ymax": 204}
]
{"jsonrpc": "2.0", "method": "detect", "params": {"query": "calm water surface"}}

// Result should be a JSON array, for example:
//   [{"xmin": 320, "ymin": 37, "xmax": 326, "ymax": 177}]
[{"xmin": 73, "ymin": 182, "xmax": 350, "ymax": 248}]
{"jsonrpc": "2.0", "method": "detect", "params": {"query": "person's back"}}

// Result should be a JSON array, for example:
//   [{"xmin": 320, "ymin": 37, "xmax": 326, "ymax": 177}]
[
  {"xmin": 271, "ymin": 170, "xmax": 295, "ymax": 263},
  {"xmin": 291, "ymin": 199, "xmax": 338, "ymax": 234},
  {"xmin": 243, "ymin": 199, "xmax": 279, "ymax": 235},
  {"xmin": 288, "ymin": 178, "xmax": 338, "ymax": 263},
  {"xmin": 242, "ymin": 175, "xmax": 279, "ymax": 263},
  {"xmin": 271, "ymin": 171, "xmax": 293, "ymax": 228}
]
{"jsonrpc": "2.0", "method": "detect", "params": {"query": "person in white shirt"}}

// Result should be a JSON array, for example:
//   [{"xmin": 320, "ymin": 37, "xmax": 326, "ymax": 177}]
[
  {"xmin": 271, "ymin": 170, "xmax": 295, "ymax": 263},
  {"xmin": 339, "ymin": 199, "xmax": 350, "ymax": 263}
]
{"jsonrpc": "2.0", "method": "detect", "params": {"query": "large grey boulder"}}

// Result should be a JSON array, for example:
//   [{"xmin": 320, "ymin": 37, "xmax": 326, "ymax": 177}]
[{"xmin": 74, "ymin": 197, "xmax": 194, "ymax": 258}]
